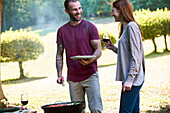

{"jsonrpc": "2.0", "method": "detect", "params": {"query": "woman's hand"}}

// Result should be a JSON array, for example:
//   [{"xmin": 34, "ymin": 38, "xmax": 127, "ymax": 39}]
[
  {"xmin": 122, "ymin": 81, "xmax": 132, "ymax": 92},
  {"xmin": 103, "ymin": 39, "xmax": 112, "ymax": 49},
  {"xmin": 103, "ymin": 39, "xmax": 117, "ymax": 52}
]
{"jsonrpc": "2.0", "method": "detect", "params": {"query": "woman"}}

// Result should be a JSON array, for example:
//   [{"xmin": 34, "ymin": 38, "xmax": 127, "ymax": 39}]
[{"xmin": 103, "ymin": 0, "xmax": 145, "ymax": 112}]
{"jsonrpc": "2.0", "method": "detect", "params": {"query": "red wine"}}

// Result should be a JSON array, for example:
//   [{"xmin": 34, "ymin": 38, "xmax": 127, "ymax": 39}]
[
  {"xmin": 21, "ymin": 100, "xmax": 28, "ymax": 105},
  {"xmin": 102, "ymin": 39, "xmax": 110, "ymax": 42}
]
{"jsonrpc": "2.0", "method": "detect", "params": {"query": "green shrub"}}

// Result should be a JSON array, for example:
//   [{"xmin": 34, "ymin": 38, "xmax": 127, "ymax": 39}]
[
  {"xmin": 1, "ymin": 28, "xmax": 44, "ymax": 79},
  {"xmin": 157, "ymin": 8, "xmax": 170, "ymax": 51},
  {"xmin": 134, "ymin": 8, "xmax": 170, "ymax": 52},
  {"xmin": 99, "ymin": 31, "xmax": 117, "ymax": 50}
]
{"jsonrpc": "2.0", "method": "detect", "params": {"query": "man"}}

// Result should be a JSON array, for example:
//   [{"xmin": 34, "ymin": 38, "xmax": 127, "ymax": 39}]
[{"xmin": 56, "ymin": 0, "xmax": 103, "ymax": 113}]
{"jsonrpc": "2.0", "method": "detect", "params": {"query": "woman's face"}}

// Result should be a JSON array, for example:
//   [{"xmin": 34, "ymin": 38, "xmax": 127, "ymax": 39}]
[{"xmin": 112, "ymin": 7, "xmax": 121, "ymax": 22}]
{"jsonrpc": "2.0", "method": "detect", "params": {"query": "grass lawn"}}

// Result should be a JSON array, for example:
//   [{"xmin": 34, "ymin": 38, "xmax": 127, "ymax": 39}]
[{"xmin": 1, "ymin": 18, "xmax": 170, "ymax": 113}]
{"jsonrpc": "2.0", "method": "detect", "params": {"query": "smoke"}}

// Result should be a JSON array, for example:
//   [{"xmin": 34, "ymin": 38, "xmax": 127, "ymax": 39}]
[
  {"xmin": 34, "ymin": 1, "xmax": 68, "ymax": 27},
  {"xmin": 36, "ymin": 17, "xmax": 46, "ymax": 25}
]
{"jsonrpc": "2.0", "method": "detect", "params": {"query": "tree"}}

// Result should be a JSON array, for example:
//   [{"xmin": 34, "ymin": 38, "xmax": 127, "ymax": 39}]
[
  {"xmin": 0, "ymin": 0, "xmax": 7, "ymax": 109},
  {"xmin": 1, "ymin": 29, "xmax": 44, "ymax": 79},
  {"xmin": 135, "ymin": 9, "xmax": 159, "ymax": 52},
  {"xmin": 2, "ymin": 0, "xmax": 32, "ymax": 32},
  {"xmin": 1, "ymin": 0, "xmax": 67, "ymax": 32},
  {"xmin": 157, "ymin": 8, "xmax": 170, "ymax": 51},
  {"xmin": 134, "ymin": 8, "xmax": 170, "ymax": 53},
  {"xmin": 81, "ymin": 0, "xmax": 113, "ymax": 18},
  {"xmin": 130, "ymin": 0, "xmax": 169, "ymax": 11}
]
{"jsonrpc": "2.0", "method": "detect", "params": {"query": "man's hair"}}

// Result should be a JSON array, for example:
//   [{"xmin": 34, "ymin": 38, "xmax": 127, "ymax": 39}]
[{"xmin": 64, "ymin": 0, "xmax": 79, "ymax": 10}]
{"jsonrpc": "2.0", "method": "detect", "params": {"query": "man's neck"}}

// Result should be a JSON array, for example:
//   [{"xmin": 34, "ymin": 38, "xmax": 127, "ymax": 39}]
[{"xmin": 69, "ymin": 19, "xmax": 82, "ymax": 26}]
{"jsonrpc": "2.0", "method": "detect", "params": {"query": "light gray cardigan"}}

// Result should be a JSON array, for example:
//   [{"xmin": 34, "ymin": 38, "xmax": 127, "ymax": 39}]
[{"xmin": 116, "ymin": 22, "xmax": 145, "ymax": 86}]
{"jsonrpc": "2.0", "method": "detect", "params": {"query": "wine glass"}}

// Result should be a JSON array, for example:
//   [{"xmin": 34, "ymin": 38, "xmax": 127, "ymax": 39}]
[
  {"xmin": 102, "ymin": 33, "xmax": 110, "ymax": 48},
  {"xmin": 21, "ymin": 93, "xmax": 28, "ymax": 107}
]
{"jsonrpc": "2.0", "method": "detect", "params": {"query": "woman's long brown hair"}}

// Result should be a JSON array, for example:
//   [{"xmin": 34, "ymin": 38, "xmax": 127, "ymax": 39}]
[{"xmin": 112, "ymin": 0, "xmax": 143, "ymax": 39}]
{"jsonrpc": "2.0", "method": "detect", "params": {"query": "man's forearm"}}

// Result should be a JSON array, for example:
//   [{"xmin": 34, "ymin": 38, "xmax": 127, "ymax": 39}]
[
  {"xmin": 56, "ymin": 55, "xmax": 63, "ymax": 77},
  {"xmin": 91, "ymin": 39, "xmax": 102, "ymax": 62},
  {"xmin": 56, "ymin": 44, "xmax": 64, "ymax": 77},
  {"xmin": 93, "ymin": 47, "xmax": 102, "ymax": 60}
]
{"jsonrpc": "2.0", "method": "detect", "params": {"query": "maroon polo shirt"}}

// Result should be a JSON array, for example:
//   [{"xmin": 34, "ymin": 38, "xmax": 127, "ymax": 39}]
[{"xmin": 57, "ymin": 19, "xmax": 100, "ymax": 82}]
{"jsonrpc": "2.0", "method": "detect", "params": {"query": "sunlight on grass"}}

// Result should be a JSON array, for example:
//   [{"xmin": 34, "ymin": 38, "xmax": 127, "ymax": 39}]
[{"xmin": 1, "ymin": 18, "xmax": 170, "ymax": 112}]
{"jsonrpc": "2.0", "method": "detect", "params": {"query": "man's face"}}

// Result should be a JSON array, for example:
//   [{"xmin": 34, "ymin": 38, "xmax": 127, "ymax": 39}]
[{"xmin": 67, "ymin": 1, "xmax": 82, "ymax": 22}]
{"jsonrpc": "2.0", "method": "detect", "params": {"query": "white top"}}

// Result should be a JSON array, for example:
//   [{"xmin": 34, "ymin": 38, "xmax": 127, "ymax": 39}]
[{"xmin": 116, "ymin": 22, "xmax": 145, "ymax": 86}]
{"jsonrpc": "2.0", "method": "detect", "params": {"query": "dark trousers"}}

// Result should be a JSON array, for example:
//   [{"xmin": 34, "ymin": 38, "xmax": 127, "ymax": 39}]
[{"xmin": 119, "ymin": 82, "xmax": 143, "ymax": 113}]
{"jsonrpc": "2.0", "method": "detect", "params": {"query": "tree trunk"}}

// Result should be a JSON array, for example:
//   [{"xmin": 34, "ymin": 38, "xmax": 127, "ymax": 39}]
[
  {"xmin": 0, "ymin": 77, "xmax": 6, "ymax": 109},
  {"xmin": 2, "ymin": 0, "xmax": 5, "ymax": 32},
  {"xmin": 0, "ymin": 0, "xmax": 7, "ymax": 109},
  {"xmin": 164, "ymin": 35, "xmax": 169, "ymax": 51},
  {"xmin": 152, "ymin": 38, "xmax": 157, "ymax": 53},
  {"xmin": 19, "ymin": 61, "xmax": 26, "ymax": 79}
]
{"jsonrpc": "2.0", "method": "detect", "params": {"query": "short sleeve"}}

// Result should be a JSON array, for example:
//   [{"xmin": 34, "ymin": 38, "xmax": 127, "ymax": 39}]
[
  {"xmin": 88, "ymin": 23, "xmax": 100, "ymax": 40},
  {"xmin": 56, "ymin": 28, "xmax": 63, "ymax": 45}
]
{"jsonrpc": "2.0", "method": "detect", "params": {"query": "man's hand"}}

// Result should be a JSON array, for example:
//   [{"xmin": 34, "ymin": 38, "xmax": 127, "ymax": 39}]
[
  {"xmin": 78, "ymin": 59, "xmax": 93, "ymax": 66},
  {"xmin": 57, "ymin": 76, "xmax": 64, "ymax": 84},
  {"xmin": 122, "ymin": 81, "xmax": 133, "ymax": 92}
]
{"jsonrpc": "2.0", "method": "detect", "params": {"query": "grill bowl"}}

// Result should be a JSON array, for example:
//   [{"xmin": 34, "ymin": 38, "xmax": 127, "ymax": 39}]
[{"xmin": 41, "ymin": 101, "xmax": 85, "ymax": 113}]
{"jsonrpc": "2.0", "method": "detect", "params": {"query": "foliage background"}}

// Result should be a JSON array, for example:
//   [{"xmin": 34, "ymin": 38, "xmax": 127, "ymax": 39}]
[
  {"xmin": 1, "ymin": 0, "xmax": 169, "ymax": 32},
  {"xmin": 1, "ymin": 18, "xmax": 170, "ymax": 112},
  {"xmin": 1, "ymin": 0, "xmax": 170, "ymax": 112}
]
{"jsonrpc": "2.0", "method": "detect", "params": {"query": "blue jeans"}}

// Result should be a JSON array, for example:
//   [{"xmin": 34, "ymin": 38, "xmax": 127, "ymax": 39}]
[{"xmin": 119, "ymin": 82, "xmax": 143, "ymax": 113}]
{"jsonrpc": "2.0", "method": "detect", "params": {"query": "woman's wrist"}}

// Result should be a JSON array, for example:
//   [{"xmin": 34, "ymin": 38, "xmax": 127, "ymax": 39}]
[
  {"xmin": 123, "ymin": 81, "xmax": 133, "ymax": 87},
  {"xmin": 112, "ymin": 45, "xmax": 117, "ymax": 53}
]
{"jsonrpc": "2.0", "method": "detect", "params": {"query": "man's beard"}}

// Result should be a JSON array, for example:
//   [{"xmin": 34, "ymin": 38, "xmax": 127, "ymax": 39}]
[{"xmin": 69, "ymin": 11, "xmax": 82, "ymax": 22}]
